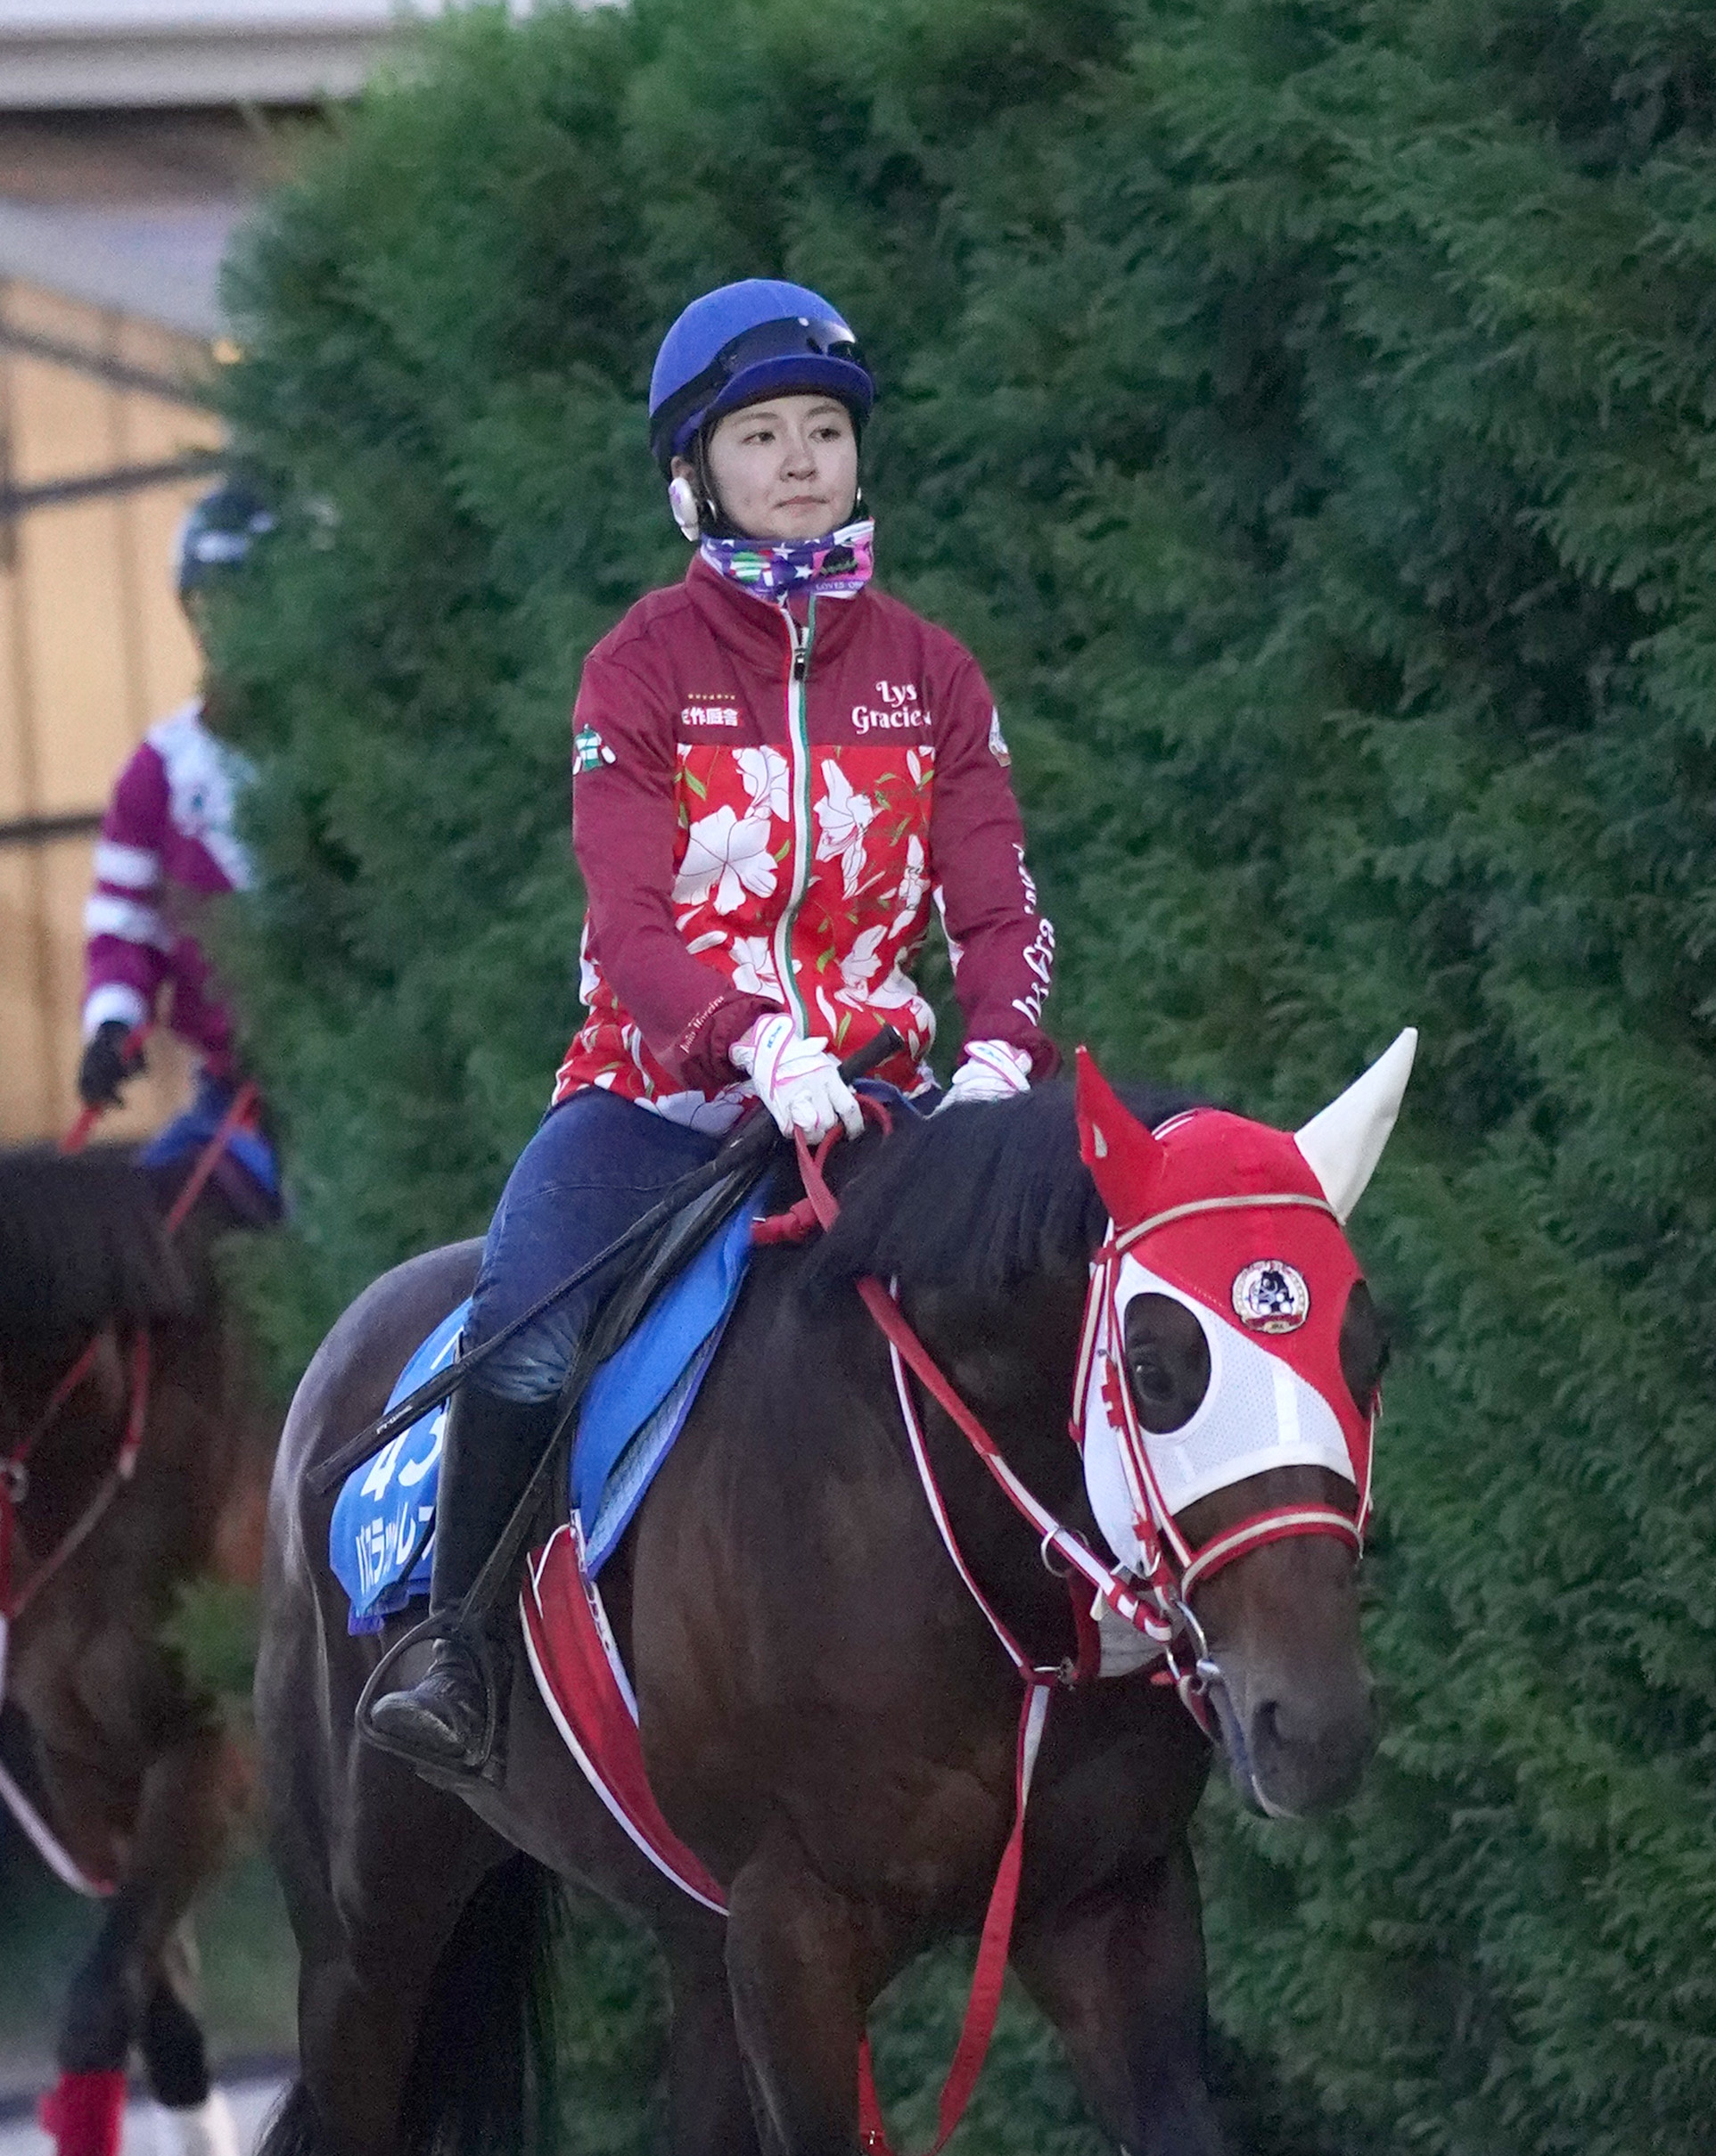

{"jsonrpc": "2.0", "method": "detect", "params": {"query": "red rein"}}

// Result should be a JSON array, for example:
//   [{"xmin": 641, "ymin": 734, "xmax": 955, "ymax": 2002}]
[
  {"xmin": 755, "ymin": 1123, "xmax": 1097, "ymax": 2155},
  {"xmin": 766, "ymin": 1117, "xmax": 1061, "ymax": 2156}
]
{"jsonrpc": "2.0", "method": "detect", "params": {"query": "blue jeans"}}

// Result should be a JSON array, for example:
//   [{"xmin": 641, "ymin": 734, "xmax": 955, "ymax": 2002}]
[{"xmin": 469, "ymin": 1090, "xmax": 722, "ymax": 1403}]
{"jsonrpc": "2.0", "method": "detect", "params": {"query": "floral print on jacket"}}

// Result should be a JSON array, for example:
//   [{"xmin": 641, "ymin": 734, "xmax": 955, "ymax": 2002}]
[{"xmin": 555, "ymin": 556, "xmax": 1056, "ymax": 1126}]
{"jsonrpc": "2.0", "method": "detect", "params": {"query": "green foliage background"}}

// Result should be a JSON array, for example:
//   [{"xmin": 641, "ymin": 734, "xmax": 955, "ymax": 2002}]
[{"xmin": 214, "ymin": 1, "xmax": 1716, "ymax": 2149}]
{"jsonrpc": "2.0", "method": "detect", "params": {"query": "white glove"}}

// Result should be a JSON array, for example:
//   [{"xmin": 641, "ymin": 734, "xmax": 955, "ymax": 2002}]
[
  {"xmin": 940, "ymin": 1039, "xmax": 1032, "ymax": 1109},
  {"xmin": 732, "ymin": 1014, "xmax": 864, "ymax": 1142}
]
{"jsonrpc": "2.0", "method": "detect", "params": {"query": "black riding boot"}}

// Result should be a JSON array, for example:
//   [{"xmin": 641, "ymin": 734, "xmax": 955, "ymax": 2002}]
[{"xmin": 364, "ymin": 1382, "xmax": 559, "ymax": 1769}]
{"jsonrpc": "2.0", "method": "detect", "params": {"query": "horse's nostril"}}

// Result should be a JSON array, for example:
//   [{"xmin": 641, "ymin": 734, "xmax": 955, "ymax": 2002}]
[
  {"xmin": 1252, "ymin": 1698, "xmax": 1285, "ymax": 1764},
  {"xmin": 1245, "ymin": 1685, "xmax": 1376, "ymax": 1814}
]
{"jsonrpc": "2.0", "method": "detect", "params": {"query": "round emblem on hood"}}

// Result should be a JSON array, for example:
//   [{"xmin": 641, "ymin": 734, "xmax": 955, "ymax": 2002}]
[{"xmin": 1232, "ymin": 1260, "xmax": 1310, "ymax": 1334}]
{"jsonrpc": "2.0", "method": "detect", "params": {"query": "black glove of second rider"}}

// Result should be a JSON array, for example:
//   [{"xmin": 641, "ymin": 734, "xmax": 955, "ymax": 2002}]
[{"xmin": 78, "ymin": 1018, "xmax": 146, "ymax": 1107}]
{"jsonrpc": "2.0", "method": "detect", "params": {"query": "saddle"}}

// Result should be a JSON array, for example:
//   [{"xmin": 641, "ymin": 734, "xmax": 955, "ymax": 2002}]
[
  {"xmin": 330, "ymin": 1180, "xmax": 768, "ymax": 1631},
  {"xmin": 338, "ymin": 1036, "xmax": 910, "ymax": 1778}
]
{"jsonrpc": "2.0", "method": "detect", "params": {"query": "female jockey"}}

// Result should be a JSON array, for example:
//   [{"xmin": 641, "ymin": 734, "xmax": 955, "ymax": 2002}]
[
  {"xmin": 78, "ymin": 480, "xmax": 282, "ymax": 1219},
  {"xmin": 370, "ymin": 278, "xmax": 1058, "ymax": 1769}
]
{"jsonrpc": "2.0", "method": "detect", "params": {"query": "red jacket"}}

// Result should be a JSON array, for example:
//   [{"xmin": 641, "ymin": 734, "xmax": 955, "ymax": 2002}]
[{"xmin": 554, "ymin": 556, "xmax": 1056, "ymax": 1120}]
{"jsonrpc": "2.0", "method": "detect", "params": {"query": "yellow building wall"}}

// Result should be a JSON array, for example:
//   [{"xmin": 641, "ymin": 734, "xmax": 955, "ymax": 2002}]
[{"xmin": 0, "ymin": 279, "xmax": 222, "ymax": 1143}]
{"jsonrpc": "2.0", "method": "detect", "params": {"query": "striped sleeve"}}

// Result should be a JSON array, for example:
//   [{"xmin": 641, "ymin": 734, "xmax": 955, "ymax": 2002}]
[{"xmin": 82, "ymin": 740, "xmax": 170, "ymax": 1039}]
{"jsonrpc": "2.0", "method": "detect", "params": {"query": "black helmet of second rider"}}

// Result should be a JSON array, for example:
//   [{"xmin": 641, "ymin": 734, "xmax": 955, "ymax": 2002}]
[
  {"xmin": 176, "ymin": 478, "xmax": 275, "ymax": 606},
  {"xmin": 647, "ymin": 279, "xmax": 876, "ymax": 543},
  {"xmin": 168, "ymin": 478, "xmax": 275, "ymax": 736}
]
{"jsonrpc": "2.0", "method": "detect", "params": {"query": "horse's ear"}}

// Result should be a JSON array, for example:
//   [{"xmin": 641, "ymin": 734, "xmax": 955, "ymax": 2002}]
[
  {"xmin": 1075, "ymin": 1047, "xmax": 1167, "ymax": 1226},
  {"xmin": 1294, "ymin": 1026, "xmax": 1417, "ymax": 1222}
]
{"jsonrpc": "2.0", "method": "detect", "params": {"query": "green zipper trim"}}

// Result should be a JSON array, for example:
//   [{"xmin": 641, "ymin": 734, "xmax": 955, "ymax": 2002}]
[{"xmin": 773, "ymin": 595, "xmax": 817, "ymax": 1033}]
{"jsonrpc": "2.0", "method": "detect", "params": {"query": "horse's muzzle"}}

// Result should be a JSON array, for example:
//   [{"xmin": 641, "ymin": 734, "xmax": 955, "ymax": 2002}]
[{"xmin": 1204, "ymin": 1657, "xmax": 1377, "ymax": 1819}]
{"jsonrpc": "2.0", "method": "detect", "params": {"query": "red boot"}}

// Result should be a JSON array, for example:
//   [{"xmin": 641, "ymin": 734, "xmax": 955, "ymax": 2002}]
[{"xmin": 39, "ymin": 2070, "xmax": 127, "ymax": 2156}]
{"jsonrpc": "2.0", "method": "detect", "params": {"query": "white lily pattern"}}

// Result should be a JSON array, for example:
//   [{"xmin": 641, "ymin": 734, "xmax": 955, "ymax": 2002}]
[
  {"xmin": 564, "ymin": 739, "xmax": 944, "ymax": 1103},
  {"xmin": 838, "ymin": 925, "xmax": 888, "ymax": 996},
  {"xmin": 735, "ymin": 745, "xmax": 790, "ymax": 822},
  {"xmin": 673, "ymin": 803, "xmax": 777, "ymax": 916},
  {"xmin": 728, "ymin": 935, "xmax": 782, "ymax": 998},
  {"xmin": 889, "ymin": 834, "xmax": 930, "ymax": 940},
  {"xmin": 814, "ymin": 760, "xmax": 874, "ymax": 898}
]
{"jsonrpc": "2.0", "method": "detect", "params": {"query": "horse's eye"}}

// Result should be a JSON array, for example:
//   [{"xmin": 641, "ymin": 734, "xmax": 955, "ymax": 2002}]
[
  {"xmin": 1121, "ymin": 1294, "xmax": 1211, "ymax": 1434},
  {"xmin": 1128, "ymin": 1346, "xmax": 1176, "ymax": 1405}
]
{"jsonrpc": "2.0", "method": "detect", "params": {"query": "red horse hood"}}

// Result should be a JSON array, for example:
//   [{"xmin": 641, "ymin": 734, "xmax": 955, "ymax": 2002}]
[{"xmin": 1072, "ymin": 1035, "xmax": 1415, "ymax": 1551}]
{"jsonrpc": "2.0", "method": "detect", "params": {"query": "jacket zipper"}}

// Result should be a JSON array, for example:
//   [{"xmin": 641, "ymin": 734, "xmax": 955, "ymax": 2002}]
[{"xmin": 772, "ymin": 596, "xmax": 817, "ymax": 1034}]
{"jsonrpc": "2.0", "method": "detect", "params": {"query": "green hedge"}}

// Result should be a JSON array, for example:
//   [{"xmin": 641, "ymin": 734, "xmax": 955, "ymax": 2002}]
[{"xmin": 218, "ymin": 3, "xmax": 1716, "ymax": 2148}]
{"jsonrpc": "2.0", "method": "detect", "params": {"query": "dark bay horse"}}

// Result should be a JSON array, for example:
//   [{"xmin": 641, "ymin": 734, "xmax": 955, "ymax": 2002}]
[
  {"xmin": 258, "ymin": 1049, "xmax": 1406, "ymax": 2156},
  {"xmin": 0, "ymin": 1147, "xmax": 281, "ymax": 2156}
]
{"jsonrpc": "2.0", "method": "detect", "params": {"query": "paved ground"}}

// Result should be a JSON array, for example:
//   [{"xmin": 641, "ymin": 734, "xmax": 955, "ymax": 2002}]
[{"xmin": 0, "ymin": 2078, "xmax": 288, "ymax": 2156}]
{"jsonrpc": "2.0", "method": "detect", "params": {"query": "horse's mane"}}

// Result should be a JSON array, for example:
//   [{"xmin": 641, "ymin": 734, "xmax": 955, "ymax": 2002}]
[
  {"xmin": 0, "ymin": 1148, "xmax": 193, "ymax": 1347},
  {"xmin": 801, "ymin": 1076, "xmax": 1199, "ymax": 1300}
]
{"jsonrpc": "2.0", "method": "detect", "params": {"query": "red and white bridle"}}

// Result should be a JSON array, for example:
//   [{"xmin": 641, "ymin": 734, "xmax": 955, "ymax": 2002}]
[{"xmin": 870, "ymin": 1202, "xmax": 1374, "ymax": 1732}]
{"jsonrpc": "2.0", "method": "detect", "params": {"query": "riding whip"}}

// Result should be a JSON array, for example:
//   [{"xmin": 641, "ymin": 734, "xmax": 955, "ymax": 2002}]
[{"xmin": 312, "ymin": 1026, "xmax": 904, "ymax": 1497}]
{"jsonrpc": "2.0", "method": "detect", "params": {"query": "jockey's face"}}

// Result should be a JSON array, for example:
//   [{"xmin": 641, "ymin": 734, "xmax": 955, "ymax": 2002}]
[{"xmin": 680, "ymin": 395, "xmax": 858, "ymax": 543}]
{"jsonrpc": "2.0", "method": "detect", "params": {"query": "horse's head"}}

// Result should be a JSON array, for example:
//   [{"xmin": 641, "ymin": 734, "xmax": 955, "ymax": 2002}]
[{"xmin": 1075, "ymin": 1033, "xmax": 1415, "ymax": 1819}]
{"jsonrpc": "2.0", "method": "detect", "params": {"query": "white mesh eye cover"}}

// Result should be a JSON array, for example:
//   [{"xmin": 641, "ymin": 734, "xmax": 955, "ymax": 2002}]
[
  {"xmin": 1112, "ymin": 1257, "xmax": 1354, "ymax": 1515},
  {"xmin": 1083, "ymin": 1398, "xmax": 1149, "ymax": 1576}
]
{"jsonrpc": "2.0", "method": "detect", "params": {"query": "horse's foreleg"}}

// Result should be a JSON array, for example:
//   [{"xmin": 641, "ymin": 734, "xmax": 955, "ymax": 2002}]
[
  {"xmin": 294, "ymin": 1953, "xmax": 439, "ymax": 2156},
  {"xmin": 724, "ymin": 1834, "xmax": 872, "ymax": 2156},
  {"xmin": 46, "ymin": 1893, "xmax": 213, "ymax": 2156},
  {"xmin": 1010, "ymin": 1835, "xmax": 1227, "ymax": 2156},
  {"xmin": 123, "ymin": 1721, "xmax": 249, "ymax": 2147},
  {"xmin": 44, "ymin": 1722, "xmax": 248, "ymax": 2156},
  {"xmin": 658, "ymin": 1918, "xmax": 764, "ymax": 2156},
  {"xmin": 139, "ymin": 1922, "xmax": 242, "ymax": 2156},
  {"xmin": 32, "ymin": 1744, "xmax": 143, "ymax": 2156},
  {"xmin": 288, "ymin": 1759, "xmax": 521, "ymax": 2156}
]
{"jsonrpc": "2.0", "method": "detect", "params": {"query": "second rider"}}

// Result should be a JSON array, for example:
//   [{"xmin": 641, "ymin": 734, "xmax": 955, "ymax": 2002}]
[{"xmin": 370, "ymin": 277, "xmax": 1058, "ymax": 1769}]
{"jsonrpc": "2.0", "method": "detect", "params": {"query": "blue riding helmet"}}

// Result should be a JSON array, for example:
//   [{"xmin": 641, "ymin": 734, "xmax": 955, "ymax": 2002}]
[
  {"xmin": 175, "ymin": 480, "xmax": 275, "ymax": 599},
  {"xmin": 648, "ymin": 279, "xmax": 875, "ymax": 473}
]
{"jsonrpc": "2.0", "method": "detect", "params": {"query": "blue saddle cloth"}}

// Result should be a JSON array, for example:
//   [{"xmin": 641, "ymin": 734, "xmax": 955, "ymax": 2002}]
[
  {"xmin": 330, "ymin": 1303, "xmax": 463, "ymax": 1631},
  {"xmin": 330, "ymin": 1186, "xmax": 767, "ymax": 1632},
  {"xmin": 141, "ymin": 1071, "xmax": 282, "ymax": 1206}
]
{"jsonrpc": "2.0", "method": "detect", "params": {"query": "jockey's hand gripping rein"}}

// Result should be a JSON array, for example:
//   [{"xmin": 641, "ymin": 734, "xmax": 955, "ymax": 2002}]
[{"xmin": 733, "ymin": 1013, "xmax": 866, "ymax": 1143}]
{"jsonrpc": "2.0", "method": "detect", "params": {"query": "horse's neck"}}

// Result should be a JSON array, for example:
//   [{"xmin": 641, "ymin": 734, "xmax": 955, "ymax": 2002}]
[
  {"xmin": 907, "ymin": 1272, "xmax": 1086, "ymax": 1453},
  {"xmin": 898, "ymin": 1270, "xmax": 1094, "ymax": 1627},
  {"xmin": 5, "ymin": 1332, "xmax": 131, "ymax": 1525}
]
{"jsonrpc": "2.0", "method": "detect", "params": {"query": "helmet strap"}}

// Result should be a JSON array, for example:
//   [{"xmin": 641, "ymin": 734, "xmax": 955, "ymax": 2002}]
[{"xmin": 689, "ymin": 434, "xmax": 739, "ymax": 540}]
